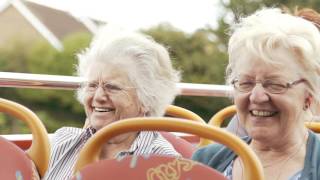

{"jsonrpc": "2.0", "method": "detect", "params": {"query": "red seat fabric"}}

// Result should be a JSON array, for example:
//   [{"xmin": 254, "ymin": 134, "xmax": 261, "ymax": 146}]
[
  {"xmin": 0, "ymin": 137, "xmax": 33, "ymax": 179},
  {"xmin": 160, "ymin": 132, "xmax": 196, "ymax": 158},
  {"xmin": 73, "ymin": 155, "xmax": 227, "ymax": 180}
]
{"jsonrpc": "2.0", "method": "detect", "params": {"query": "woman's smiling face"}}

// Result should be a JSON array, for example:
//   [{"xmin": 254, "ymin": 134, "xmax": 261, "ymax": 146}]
[
  {"xmin": 83, "ymin": 61, "xmax": 143, "ymax": 131},
  {"xmin": 233, "ymin": 48, "xmax": 308, "ymax": 141}
]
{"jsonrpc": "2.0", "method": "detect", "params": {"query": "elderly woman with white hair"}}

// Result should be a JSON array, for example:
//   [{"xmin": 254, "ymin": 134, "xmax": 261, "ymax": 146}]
[
  {"xmin": 193, "ymin": 8, "xmax": 320, "ymax": 180},
  {"xmin": 43, "ymin": 27, "xmax": 181, "ymax": 180}
]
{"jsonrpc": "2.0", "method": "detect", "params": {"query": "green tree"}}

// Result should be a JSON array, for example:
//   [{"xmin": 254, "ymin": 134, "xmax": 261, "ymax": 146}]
[
  {"xmin": 0, "ymin": 32, "xmax": 92, "ymax": 133},
  {"xmin": 221, "ymin": 0, "xmax": 320, "ymax": 21},
  {"xmin": 143, "ymin": 24, "xmax": 232, "ymax": 120},
  {"xmin": 216, "ymin": 0, "xmax": 320, "ymax": 48}
]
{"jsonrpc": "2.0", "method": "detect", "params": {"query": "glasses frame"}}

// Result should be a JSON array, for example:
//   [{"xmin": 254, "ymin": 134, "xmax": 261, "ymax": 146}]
[
  {"xmin": 82, "ymin": 81, "xmax": 136, "ymax": 95},
  {"xmin": 231, "ymin": 78, "xmax": 305, "ymax": 94}
]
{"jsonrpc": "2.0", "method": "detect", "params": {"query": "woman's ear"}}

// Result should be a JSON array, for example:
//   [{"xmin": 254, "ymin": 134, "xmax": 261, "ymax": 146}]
[
  {"xmin": 304, "ymin": 92, "xmax": 313, "ymax": 110},
  {"xmin": 139, "ymin": 106, "xmax": 148, "ymax": 116}
]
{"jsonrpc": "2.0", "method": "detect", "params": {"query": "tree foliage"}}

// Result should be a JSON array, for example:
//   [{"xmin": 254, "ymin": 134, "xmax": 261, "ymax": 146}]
[
  {"xmin": 143, "ymin": 24, "xmax": 231, "ymax": 120},
  {"xmin": 0, "ymin": 32, "xmax": 91, "ymax": 133}
]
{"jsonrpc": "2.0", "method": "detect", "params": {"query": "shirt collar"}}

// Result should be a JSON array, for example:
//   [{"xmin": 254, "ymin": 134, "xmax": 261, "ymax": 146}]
[
  {"xmin": 81, "ymin": 129, "xmax": 157, "ymax": 158},
  {"xmin": 82, "ymin": 127, "xmax": 96, "ymax": 142},
  {"xmin": 116, "ymin": 131, "xmax": 156, "ymax": 158}
]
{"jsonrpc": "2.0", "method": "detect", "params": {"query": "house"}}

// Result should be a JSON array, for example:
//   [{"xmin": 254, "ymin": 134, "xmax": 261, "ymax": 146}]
[{"xmin": 0, "ymin": 0, "xmax": 101, "ymax": 51}]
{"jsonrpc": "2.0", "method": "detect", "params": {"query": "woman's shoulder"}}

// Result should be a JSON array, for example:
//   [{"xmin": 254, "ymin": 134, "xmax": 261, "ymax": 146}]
[
  {"xmin": 192, "ymin": 143, "xmax": 226, "ymax": 164},
  {"xmin": 300, "ymin": 131, "xmax": 320, "ymax": 179},
  {"xmin": 192, "ymin": 136, "xmax": 250, "ymax": 169},
  {"xmin": 307, "ymin": 131, "xmax": 320, "ymax": 156},
  {"xmin": 51, "ymin": 127, "xmax": 85, "ymax": 145},
  {"xmin": 54, "ymin": 127, "xmax": 84, "ymax": 137}
]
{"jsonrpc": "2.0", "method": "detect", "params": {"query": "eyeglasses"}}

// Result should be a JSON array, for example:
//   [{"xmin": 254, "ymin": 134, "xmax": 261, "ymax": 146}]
[
  {"xmin": 82, "ymin": 82, "xmax": 135, "ymax": 95},
  {"xmin": 231, "ymin": 78, "xmax": 305, "ymax": 94}
]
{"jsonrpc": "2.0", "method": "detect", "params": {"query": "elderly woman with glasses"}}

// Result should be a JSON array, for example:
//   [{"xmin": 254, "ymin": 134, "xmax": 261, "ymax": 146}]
[
  {"xmin": 226, "ymin": 7, "xmax": 320, "ymax": 138},
  {"xmin": 192, "ymin": 8, "xmax": 320, "ymax": 180},
  {"xmin": 43, "ymin": 27, "xmax": 181, "ymax": 180}
]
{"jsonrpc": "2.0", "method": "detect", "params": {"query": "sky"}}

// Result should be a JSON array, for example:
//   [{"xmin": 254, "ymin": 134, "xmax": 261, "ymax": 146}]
[{"xmin": 28, "ymin": 0, "xmax": 223, "ymax": 33}]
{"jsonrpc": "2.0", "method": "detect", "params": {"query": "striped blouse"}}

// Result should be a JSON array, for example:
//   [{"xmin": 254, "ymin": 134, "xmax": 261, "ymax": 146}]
[{"xmin": 42, "ymin": 127, "xmax": 180, "ymax": 180}]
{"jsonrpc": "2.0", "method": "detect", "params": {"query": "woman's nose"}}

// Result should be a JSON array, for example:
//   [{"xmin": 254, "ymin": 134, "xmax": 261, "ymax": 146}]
[
  {"xmin": 249, "ymin": 83, "xmax": 270, "ymax": 103},
  {"xmin": 93, "ymin": 87, "xmax": 108, "ymax": 102}
]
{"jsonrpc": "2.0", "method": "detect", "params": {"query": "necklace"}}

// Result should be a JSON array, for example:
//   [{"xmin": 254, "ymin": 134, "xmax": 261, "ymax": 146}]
[
  {"xmin": 261, "ymin": 131, "xmax": 308, "ymax": 168},
  {"xmin": 273, "ymin": 132, "xmax": 308, "ymax": 180},
  {"xmin": 235, "ymin": 131, "xmax": 308, "ymax": 180}
]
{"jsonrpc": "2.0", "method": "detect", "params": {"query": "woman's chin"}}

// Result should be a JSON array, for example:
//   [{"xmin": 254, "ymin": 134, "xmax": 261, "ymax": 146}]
[
  {"xmin": 90, "ymin": 119, "xmax": 115, "ymax": 130},
  {"xmin": 248, "ymin": 128, "xmax": 274, "ymax": 140}
]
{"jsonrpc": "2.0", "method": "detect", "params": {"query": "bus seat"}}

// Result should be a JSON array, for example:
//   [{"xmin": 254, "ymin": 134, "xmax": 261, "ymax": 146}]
[
  {"xmin": 0, "ymin": 98, "xmax": 50, "ymax": 178},
  {"xmin": 73, "ymin": 155, "xmax": 226, "ymax": 180},
  {"xmin": 73, "ymin": 118, "xmax": 264, "ymax": 180},
  {"xmin": 160, "ymin": 131, "xmax": 195, "ymax": 158},
  {"xmin": 0, "ymin": 136, "xmax": 33, "ymax": 179}
]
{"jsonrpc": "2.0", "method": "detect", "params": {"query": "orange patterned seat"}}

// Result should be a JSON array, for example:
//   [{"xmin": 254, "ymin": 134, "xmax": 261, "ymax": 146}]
[
  {"xmin": 0, "ymin": 136, "xmax": 33, "ymax": 179},
  {"xmin": 73, "ymin": 155, "xmax": 227, "ymax": 180},
  {"xmin": 160, "ymin": 132, "xmax": 195, "ymax": 158}
]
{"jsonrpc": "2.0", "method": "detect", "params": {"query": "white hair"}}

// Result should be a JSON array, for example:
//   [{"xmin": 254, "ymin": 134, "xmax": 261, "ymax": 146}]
[
  {"xmin": 76, "ymin": 26, "xmax": 180, "ymax": 116},
  {"xmin": 226, "ymin": 8, "xmax": 320, "ymax": 103}
]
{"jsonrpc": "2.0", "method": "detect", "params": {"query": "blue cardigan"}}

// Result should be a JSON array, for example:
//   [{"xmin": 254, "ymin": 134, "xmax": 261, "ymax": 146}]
[{"xmin": 192, "ymin": 131, "xmax": 320, "ymax": 180}]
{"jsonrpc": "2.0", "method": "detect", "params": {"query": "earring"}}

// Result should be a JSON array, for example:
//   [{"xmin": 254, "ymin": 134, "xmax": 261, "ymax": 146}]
[{"xmin": 303, "ymin": 96, "xmax": 312, "ymax": 111}]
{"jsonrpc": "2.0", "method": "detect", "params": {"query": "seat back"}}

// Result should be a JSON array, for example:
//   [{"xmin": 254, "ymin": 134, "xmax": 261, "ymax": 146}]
[
  {"xmin": 0, "ymin": 136, "xmax": 33, "ymax": 179},
  {"xmin": 73, "ymin": 155, "xmax": 226, "ymax": 180},
  {"xmin": 160, "ymin": 132, "xmax": 195, "ymax": 158}
]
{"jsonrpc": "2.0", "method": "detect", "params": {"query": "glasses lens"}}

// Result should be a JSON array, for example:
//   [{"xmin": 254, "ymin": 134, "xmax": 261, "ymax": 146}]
[
  {"xmin": 264, "ymin": 82, "xmax": 287, "ymax": 94},
  {"xmin": 233, "ymin": 78, "xmax": 290, "ymax": 94},
  {"xmin": 85, "ymin": 82, "xmax": 98, "ymax": 91},
  {"xmin": 103, "ymin": 83, "xmax": 123, "ymax": 94},
  {"xmin": 235, "ymin": 80, "xmax": 255, "ymax": 92}
]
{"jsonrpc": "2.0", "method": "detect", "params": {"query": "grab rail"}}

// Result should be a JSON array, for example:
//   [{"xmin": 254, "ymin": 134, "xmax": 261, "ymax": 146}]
[{"xmin": 0, "ymin": 72, "xmax": 232, "ymax": 97}]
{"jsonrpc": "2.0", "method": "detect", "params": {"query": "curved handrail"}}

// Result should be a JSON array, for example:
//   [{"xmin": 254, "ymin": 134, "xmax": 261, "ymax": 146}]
[
  {"xmin": 304, "ymin": 122, "xmax": 320, "ymax": 132},
  {"xmin": 165, "ymin": 105, "xmax": 213, "ymax": 146},
  {"xmin": 166, "ymin": 105, "xmax": 205, "ymax": 123},
  {"xmin": 208, "ymin": 105, "xmax": 236, "ymax": 127},
  {"xmin": 0, "ymin": 98, "xmax": 50, "ymax": 177},
  {"xmin": 73, "ymin": 118, "xmax": 264, "ymax": 180}
]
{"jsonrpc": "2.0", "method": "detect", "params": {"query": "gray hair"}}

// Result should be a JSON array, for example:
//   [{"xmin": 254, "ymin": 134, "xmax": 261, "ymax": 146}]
[
  {"xmin": 226, "ymin": 8, "xmax": 320, "ymax": 104},
  {"xmin": 76, "ymin": 26, "xmax": 180, "ymax": 116}
]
